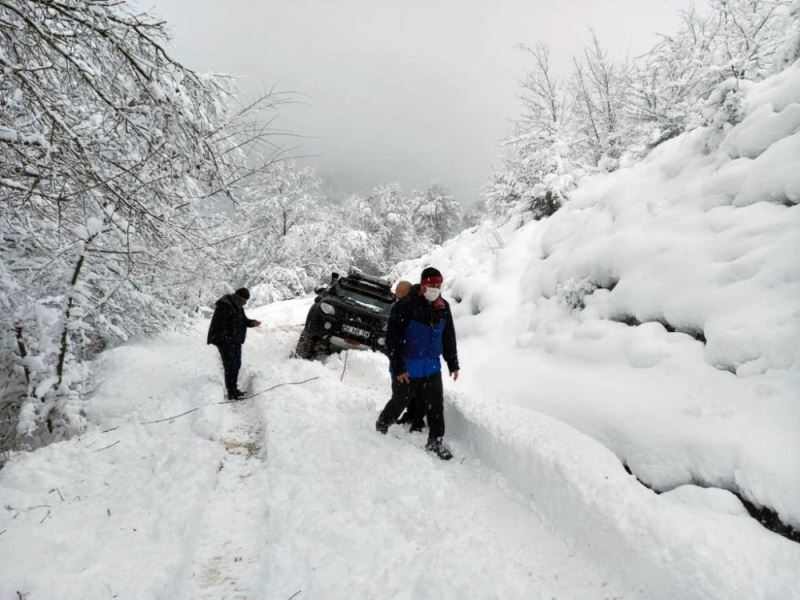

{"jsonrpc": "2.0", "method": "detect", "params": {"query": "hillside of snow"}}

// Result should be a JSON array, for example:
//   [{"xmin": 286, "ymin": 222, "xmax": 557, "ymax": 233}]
[{"xmin": 395, "ymin": 61, "xmax": 800, "ymax": 529}]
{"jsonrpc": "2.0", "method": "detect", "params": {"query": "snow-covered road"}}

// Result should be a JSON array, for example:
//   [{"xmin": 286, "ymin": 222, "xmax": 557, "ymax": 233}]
[
  {"xmin": 0, "ymin": 300, "xmax": 634, "ymax": 599},
  {"xmin": 252, "ymin": 332, "xmax": 631, "ymax": 599},
  {"xmin": 1, "ymin": 297, "xmax": 798, "ymax": 599}
]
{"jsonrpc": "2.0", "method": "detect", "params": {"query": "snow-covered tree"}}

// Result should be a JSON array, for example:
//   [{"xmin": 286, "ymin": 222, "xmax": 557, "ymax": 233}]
[
  {"xmin": 0, "ymin": 0, "xmax": 281, "ymax": 449},
  {"xmin": 486, "ymin": 44, "xmax": 581, "ymax": 219},
  {"xmin": 412, "ymin": 185, "xmax": 463, "ymax": 245},
  {"xmin": 484, "ymin": 0, "xmax": 800, "ymax": 224},
  {"xmin": 462, "ymin": 199, "xmax": 487, "ymax": 228},
  {"xmin": 570, "ymin": 34, "xmax": 633, "ymax": 170},
  {"xmin": 254, "ymin": 161, "xmax": 321, "ymax": 238},
  {"xmin": 340, "ymin": 184, "xmax": 421, "ymax": 271},
  {"xmin": 628, "ymin": 0, "xmax": 800, "ymax": 146},
  {"xmin": 222, "ymin": 161, "xmax": 322, "ymax": 287},
  {"xmin": 774, "ymin": 1, "xmax": 800, "ymax": 71}
]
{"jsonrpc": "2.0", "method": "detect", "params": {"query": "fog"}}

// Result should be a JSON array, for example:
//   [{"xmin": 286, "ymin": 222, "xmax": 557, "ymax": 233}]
[{"xmin": 147, "ymin": 0, "xmax": 698, "ymax": 205}]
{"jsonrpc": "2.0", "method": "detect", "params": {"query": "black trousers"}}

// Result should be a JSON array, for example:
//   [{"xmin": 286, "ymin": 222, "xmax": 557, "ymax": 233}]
[
  {"xmin": 215, "ymin": 342, "xmax": 242, "ymax": 395},
  {"xmin": 379, "ymin": 372, "xmax": 444, "ymax": 441},
  {"xmin": 395, "ymin": 377, "xmax": 426, "ymax": 427}
]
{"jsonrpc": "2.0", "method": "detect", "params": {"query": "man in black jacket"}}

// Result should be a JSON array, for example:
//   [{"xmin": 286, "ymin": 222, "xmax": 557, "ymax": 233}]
[
  {"xmin": 376, "ymin": 267, "xmax": 460, "ymax": 460},
  {"xmin": 207, "ymin": 287, "xmax": 261, "ymax": 399},
  {"xmin": 390, "ymin": 280, "xmax": 426, "ymax": 431}
]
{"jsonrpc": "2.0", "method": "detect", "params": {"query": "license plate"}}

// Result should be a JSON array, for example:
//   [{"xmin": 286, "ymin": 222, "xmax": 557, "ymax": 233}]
[{"xmin": 342, "ymin": 324, "xmax": 369, "ymax": 338}]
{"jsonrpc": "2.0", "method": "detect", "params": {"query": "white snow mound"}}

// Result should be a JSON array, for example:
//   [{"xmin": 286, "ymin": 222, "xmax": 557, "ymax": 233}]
[{"xmin": 397, "ymin": 60, "xmax": 800, "ymax": 528}]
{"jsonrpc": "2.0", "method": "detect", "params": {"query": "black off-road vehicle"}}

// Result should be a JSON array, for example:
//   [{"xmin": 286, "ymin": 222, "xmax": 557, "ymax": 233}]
[{"xmin": 294, "ymin": 268, "xmax": 395, "ymax": 359}]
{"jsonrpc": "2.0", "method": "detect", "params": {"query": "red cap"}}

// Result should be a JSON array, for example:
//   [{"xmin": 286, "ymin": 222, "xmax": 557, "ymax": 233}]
[{"xmin": 421, "ymin": 275, "xmax": 443, "ymax": 286}]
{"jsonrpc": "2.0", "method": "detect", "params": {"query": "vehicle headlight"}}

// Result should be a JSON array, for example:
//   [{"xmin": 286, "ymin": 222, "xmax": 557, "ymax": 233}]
[{"xmin": 320, "ymin": 302, "xmax": 335, "ymax": 315}]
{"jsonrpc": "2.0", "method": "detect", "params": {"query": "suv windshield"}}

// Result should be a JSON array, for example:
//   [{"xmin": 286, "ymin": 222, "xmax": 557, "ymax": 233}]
[{"xmin": 333, "ymin": 281, "xmax": 393, "ymax": 315}]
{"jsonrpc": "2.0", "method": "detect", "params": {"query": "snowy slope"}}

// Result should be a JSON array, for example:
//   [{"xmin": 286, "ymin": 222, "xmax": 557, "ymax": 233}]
[
  {"xmin": 2, "ymin": 299, "xmax": 799, "ymax": 599},
  {"xmin": 393, "ymin": 61, "xmax": 800, "ymax": 530}
]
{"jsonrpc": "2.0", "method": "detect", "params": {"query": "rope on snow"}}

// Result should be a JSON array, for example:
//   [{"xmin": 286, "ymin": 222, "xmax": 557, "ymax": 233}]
[
  {"xmin": 101, "ymin": 376, "xmax": 319, "ymax": 432},
  {"xmin": 340, "ymin": 350, "xmax": 349, "ymax": 382}
]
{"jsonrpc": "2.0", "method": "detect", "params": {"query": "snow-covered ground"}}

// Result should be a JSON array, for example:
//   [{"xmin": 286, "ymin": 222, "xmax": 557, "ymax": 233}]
[
  {"xmin": 394, "ymin": 60, "xmax": 800, "ymax": 533},
  {"xmin": 0, "ymin": 306, "xmax": 636, "ymax": 599},
  {"xmin": 2, "ymin": 55, "xmax": 799, "ymax": 600},
  {"xmin": 2, "ymin": 298, "xmax": 799, "ymax": 599}
]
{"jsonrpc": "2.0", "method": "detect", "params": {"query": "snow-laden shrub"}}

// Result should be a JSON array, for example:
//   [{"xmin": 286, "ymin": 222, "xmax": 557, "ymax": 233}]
[
  {"xmin": 554, "ymin": 278, "xmax": 603, "ymax": 311},
  {"xmin": 702, "ymin": 79, "xmax": 749, "ymax": 152}
]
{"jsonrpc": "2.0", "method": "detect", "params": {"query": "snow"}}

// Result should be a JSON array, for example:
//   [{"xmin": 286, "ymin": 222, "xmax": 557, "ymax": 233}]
[
  {"xmin": 723, "ymin": 103, "xmax": 800, "ymax": 159},
  {"xmin": 745, "ymin": 58, "xmax": 800, "ymax": 113},
  {"xmin": 147, "ymin": 80, "xmax": 167, "ymax": 102},
  {"xmin": 1, "ymin": 44, "xmax": 798, "ymax": 600},
  {"xmin": 392, "ymin": 62, "xmax": 800, "ymax": 531},
  {"xmin": 0, "ymin": 127, "xmax": 50, "ymax": 149},
  {"xmin": 85, "ymin": 217, "xmax": 105, "ymax": 237},
  {"xmin": 447, "ymin": 392, "xmax": 800, "ymax": 598},
  {"xmin": 732, "ymin": 131, "xmax": 800, "ymax": 206},
  {"xmin": 661, "ymin": 484, "xmax": 749, "ymax": 517},
  {"xmin": 1, "ymin": 310, "xmax": 635, "ymax": 599},
  {"xmin": 0, "ymin": 176, "xmax": 27, "ymax": 190},
  {"xmin": 720, "ymin": 61, "xmax": 800, "ymax": 205},
  {"xmin": 345, "ymin": 297, "xmax": 385, "ymax": 313},
  {"xmin": 2, "ymin": 299, "xmax": 798, "ymax": 598}
]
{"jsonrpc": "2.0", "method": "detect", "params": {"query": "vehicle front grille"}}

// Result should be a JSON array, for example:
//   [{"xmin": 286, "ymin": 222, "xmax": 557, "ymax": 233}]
[{"xmin": 342, "ymin": 313, "xmax": 385, "ymax": 336}]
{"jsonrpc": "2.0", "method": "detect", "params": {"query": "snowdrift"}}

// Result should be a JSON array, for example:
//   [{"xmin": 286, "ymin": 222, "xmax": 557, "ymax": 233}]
[
  {"xmin": 446, "ymin": 394, "xmax": 800, "ymax": 599},
  {"xmin": 397, "ymin": 61, "xmax": 800, "ymax": 528}
]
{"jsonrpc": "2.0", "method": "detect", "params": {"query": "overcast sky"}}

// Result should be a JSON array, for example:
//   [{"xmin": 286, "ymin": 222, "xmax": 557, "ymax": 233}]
[{"xmin": 147, "ymin": 0, "xmax": 699, "ymax": 205}]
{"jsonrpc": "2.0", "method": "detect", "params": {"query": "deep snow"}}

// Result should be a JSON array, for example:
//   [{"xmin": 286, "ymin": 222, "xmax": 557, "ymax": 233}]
[
  {"xmin": 0, "ymin": 307, "xmax": 635, "ymax": 599},
  {"xmin": 1, "ymin": 298, "xmax": 799, "ymax": 599},
  {"xmin": 393, "ymin": 60, "xmax": 800, "ymax": 532},
  {"xmin": 2, "ymin": 55, "xmax": 799, "ymax": 600}
]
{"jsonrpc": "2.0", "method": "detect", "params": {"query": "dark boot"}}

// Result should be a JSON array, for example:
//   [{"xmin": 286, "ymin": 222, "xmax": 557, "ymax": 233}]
[
  {"xmin": 425, "ymin": 437, "xmax": 453, "ymax": 460},
  {"xmin": 375, "ymin": 419, "xmax": 389, "ymax": 435}
]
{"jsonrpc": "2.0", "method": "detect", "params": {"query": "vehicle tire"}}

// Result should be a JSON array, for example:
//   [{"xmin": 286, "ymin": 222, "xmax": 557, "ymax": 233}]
[{"xmin": 294, "ymin": 330, "xmax": 317, "ymax": 359}]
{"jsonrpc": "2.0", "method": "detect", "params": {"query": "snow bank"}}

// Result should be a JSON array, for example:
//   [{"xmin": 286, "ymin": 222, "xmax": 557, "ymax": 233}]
[
  {"xmin": 444, "ymin": 394, "xmax": 800, "ymax": 599},
  {"xmin": 396, "ymin": 61, "xmax": 800, "ymax": 527},
  {"xmin": 0, "ymin": 335, "xmax": 230, "ymax": 599}
]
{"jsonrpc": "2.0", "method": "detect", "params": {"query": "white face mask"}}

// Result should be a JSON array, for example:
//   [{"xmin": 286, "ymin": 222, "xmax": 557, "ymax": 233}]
[{"xmin": 423, "ymin": 287, "xmax": 441, "ymax": 302}]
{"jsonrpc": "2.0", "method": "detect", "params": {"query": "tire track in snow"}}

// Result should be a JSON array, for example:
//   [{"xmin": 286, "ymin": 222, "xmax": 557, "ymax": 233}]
[{"xmin": 190, "ymin": 381, "xmax": 270, "ymax": 599}]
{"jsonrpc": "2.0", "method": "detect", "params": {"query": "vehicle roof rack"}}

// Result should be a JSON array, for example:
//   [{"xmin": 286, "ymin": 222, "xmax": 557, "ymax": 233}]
[{"xmin": 347, "ymin": 267, "xmax": 391, "ymax": 288}]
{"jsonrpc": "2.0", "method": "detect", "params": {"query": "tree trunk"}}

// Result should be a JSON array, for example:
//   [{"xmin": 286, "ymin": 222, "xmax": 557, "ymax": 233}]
[
  {"xmin": 14, "ymin": 324, "xmax": 32, "ymax": 388},
  {"xmin": 56, "ymin": 252, "xmax": 86, "ymax": 387}
]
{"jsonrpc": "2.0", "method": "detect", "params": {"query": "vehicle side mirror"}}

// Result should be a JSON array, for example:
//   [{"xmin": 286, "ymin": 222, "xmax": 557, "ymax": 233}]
[{"xmin": 315, "ymin": 287, "xmax": 326, "ymax": 295}]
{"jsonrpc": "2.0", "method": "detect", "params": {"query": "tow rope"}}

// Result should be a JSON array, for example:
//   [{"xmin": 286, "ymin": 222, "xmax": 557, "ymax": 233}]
[
  {"xmin": 101, "ymin": 376, "xmax": 319, "ymax": 432},
  {"xmin": 340, "ymin": 350, "xmax": 349, "ymax": 382}
]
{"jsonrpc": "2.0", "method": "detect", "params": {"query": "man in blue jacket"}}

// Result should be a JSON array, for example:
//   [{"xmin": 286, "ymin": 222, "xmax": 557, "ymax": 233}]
[
  {"xmin": 375, "ymin": 267, "xmax": 460, "ymax": 460},
  {"xmin": 207, "ymin": 287, "xmax": 261, "ymax": 399}
]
